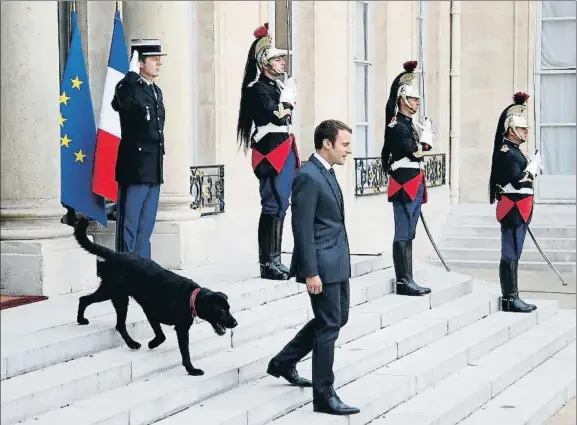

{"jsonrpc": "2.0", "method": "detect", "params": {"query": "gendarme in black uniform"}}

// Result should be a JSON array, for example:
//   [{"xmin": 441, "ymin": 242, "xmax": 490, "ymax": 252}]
[
  {"xmin": 113, "ymin": 71, "xmax": 165, "ymax": 185},
  {"xmin": 381, "ymin": 60, "xmax": 434, "ymax": 297},
  {"xmin": 489, "ymin": 92, "xmax": 542, "ymax": 313},
  {"xmin": 237, "ymin": 23, "xmax": 300, "ymax": 281},
  {"xmin": 111, "ymin": 38, "xmax": 166, "ymax": 259}
]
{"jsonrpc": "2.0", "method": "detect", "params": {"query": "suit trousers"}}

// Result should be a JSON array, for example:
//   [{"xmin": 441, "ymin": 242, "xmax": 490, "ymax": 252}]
[
  {"xmin": 392, "ymin": 182, "xmax": 424, "ymax": 242},
  {"xmin": 259, "ymin": 147, "xmax": 297, "ymax": 218},
  {"xmin": 501, "ymin": 223, "xmax": 528, "ymax": 262},
  {"xmin": 273, "ymin": 280, "xmax": 350, "ymax": 396},
  {"xmin": 115, "ymin": 183, "xmax": 160, "ymax": 259}
]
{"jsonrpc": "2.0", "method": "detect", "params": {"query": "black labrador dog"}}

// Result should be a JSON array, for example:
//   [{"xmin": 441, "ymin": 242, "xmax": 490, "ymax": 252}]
[{"xmin": 73, "ymin": 217, "xmax": 238, "ymax": 376}]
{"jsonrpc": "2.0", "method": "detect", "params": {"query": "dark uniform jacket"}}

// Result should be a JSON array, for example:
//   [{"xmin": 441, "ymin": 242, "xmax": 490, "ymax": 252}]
[
  {"xmin": 249, "ymin": 74, "xmax": 294, "ymax": 179},
  {"xmin": 493, "ymin": 138, "xmax": 535, "ymax": 228},
  {"xmin": 112, "ymin": 71, "xmax": 166, "ymax": 186},
  {"xmin": 383, "ymin": 112, "xmax": 431, "ymax": 203}
]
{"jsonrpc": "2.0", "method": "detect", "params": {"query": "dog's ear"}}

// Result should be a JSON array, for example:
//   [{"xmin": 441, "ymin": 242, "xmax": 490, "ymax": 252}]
[{"xmin": 216, "ymin": 291, "xmax": 228, "ymax": 301}]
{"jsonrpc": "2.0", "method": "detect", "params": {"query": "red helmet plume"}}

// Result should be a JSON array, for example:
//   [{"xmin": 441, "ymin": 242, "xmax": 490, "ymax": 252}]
[
  {"xmin": 253, "ymin": 23, "xmax": 269, "ymax": 39},
  {"xmin": 513, "ymin": 92, "xmax": 529, "ymax": 105},
  {"xmin": 403, "ymin": 60, "xmax": 418, "ymax": 73}
]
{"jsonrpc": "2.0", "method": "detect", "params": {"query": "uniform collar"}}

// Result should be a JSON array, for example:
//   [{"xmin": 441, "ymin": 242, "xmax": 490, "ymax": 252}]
[
  {"xmin": 259, "ymin": 73, "xmax": 279, "ymax": 87},
  {"xmin": 503, "ymin": 137, "xmax": 521, "ymax": 149},
  {"xmin": 138, "ymin": 74, "xmax": 155, "ymax": 86},
  {"xmin": 396, "ymin": 112, "xmax": 413, "ymax": 124}
]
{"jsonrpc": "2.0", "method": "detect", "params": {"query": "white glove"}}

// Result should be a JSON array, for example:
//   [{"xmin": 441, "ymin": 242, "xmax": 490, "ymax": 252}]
[
  {"xmin": 280, "ymin": 86, "xmax": 296, "ymax": 105},
  {"xmin": 277, "ymin": 74, "xmax": 297, "ymax": 105},
  {"xmin": 129, "ymin": 50, "xmax": 140, "ymax": 73},
  {"xmin": 284, "ymin": 76, "xmax": 298, "ymax": 103},
  {"xmin": 526, "ymin": 150, "xmax": 544, "ymax": 175},
  {"xmin": 417, "ymin": 117, "xmax": 436, "ymax": 149}
]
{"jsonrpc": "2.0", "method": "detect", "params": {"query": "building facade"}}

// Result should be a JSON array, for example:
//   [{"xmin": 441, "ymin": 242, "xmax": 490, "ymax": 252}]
[{"xmin": 1, "ymin": 1, "xmax": 575, "ymax": 296}]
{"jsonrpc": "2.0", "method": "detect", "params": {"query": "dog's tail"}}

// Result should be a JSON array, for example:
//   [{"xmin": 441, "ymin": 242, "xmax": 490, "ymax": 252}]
[{"xmin": 74, "ymin": 217, "xmax": 116, "ymax": 260}]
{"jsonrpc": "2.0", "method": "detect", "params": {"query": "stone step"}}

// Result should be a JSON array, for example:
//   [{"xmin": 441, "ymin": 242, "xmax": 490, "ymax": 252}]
[
  {"xmin": 158, "ymin": 292, "xmax": 508, "ymax": 425},
  {"xmin": 443, "ymin": 235, "xmax": 576, "ymax": 251},
  {"xmin": 0, "ymin": 255, "xmax": 387, "ymax": 381},
  {"xmin": 0, "ymin": 267, "xmax": 397, "ymax": 424},
  {"xmin": 373, "ymin": 309, "xmax": 576, "ymax": 425},
  {"xmin": 252, "ymin": 299, "xmax": 559, "ymax": 425},
  {"xmin": 443, "ymin": 224, "xmax": 576, "ymax": 239},
  {"xmin": 431, "ymin": 258, "xmax": 577, "ymax": 274},
  {"xmin": 439, "ymin": 247, "xmax": 576, "ymax": 264},
  {"xmin": 457, "ymin": 341, "xmax": 577, "ymax": 425},
  {"xmin": 15, "ymin": 266, "xmax": 473, "ymax": 425}
]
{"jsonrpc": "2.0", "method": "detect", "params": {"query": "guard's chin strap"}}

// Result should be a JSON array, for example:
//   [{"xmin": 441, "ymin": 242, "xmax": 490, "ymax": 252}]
[
  {"xmin": 401, "ymin": 95, "xmax": 418, "ymax": 115},
  {"xmin": 264, "ymin": 61, "xmax": 284, "ymax": 77},
  {"xmin": 511, "ymin": 127, "xmax": 527, "ymax": 143}
]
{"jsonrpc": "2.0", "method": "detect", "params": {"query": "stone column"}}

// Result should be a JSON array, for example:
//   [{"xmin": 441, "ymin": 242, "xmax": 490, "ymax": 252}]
[
  {"xmin": 123, "ymin": 1, "xmax": 202, "ymax": 270},
  {"xmin": 1, "ymin": 1, "xmax": 97, "ymax": 296}
]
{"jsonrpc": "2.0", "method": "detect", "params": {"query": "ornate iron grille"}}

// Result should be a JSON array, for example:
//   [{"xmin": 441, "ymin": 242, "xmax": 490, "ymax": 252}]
[
  {"xmin": 354, "ymin": 153, "xmax": 446, "ymax": 196},
  {"xmin": 354, "ymin": 157, "xmax": 389, "ymax": 196},
  {"xmin": 423, "ymin": 154, "xmax": 447, "ymax": 187},
  {"xmin": 190, "ymin": 165, "xmax": 225, "ymax": 216}
]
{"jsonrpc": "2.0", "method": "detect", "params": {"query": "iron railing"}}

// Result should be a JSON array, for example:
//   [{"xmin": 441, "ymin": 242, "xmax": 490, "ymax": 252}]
[
  {"xmin": 354, "ymin": 153, "xmax": 447, "ymax": 196},
  {"xmin": 423, "ymin": 153, "xmax": 447, "ymax": 187},
  {"xmin": 190, "ymin": 164, "xmax": 225, "ymax": 216}
]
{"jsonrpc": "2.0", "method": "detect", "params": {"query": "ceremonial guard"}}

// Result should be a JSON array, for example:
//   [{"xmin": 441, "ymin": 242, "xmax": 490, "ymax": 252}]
[
  {"xmin": 112, "ymin": 39, "xmax": 166, "ymax": 258},
  {"xmin": 380, "ymin": 61, "xmax": 435, "ymax": 296},
  {"xmin": 237, "ymin": 23, "xmax": 300, "ymax": 280},
  {"xmin": 489, "ymin": 92, "xmax": 542, "ymax": 313}
]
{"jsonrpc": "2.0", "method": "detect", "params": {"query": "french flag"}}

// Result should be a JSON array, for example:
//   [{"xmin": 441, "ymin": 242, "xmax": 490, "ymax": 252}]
[{"xmin": 92, "ymin": 10, "xmax": 129, "ymax": 202}]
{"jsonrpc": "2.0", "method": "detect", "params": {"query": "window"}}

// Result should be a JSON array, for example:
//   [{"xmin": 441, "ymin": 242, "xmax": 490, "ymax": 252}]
[
  {"xmin": 535, "ymin": 1, "xmax": 576, "ymax": 176},
  {"xmin": 354, "ymin": 1, "xmax": 372, "ymax": 158},
  {"xmin": 416, "ymin": 0, "xmax": 428, "ymax": 120},
  {"xmin": 268, "ymin": 1, "xmax": 300, "ymax": 145}
]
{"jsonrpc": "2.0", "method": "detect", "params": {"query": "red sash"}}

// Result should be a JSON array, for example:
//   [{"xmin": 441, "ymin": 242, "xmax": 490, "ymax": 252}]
[
  {"xmin": 496, "ymin": 195, "xmax": 533, "ymax": 223},
  {"xmin": 251, "ymin": 135, "xmax": 300, "ymax": 173},
  {"xmin": 388, "ymin": 171, "xmax": 428, "ymax": 203}
]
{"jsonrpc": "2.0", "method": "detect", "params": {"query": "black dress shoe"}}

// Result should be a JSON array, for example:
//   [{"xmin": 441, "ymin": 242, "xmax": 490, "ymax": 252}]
[
  {"xmin": 267, "ymin": 359, "xmax": 312, "ymax": 387},
  {"xmin": 313, "ymin": 393, "xmax": 360, "ymax": 415},
  {"xmin": 396, "ymin": 278, "xmax": 431, "ymax": 296}
]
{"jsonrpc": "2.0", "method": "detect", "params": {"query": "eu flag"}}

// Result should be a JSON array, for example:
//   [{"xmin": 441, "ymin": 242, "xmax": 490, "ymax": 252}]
[{"xmin": 60, "ymin": 10, "xmax": 107, "ymax": 226}]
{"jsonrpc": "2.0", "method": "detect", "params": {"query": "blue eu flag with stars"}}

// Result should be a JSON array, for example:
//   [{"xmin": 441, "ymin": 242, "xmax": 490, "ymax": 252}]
[{"xmin": 60, "ymin": 10, "xmax": 107, "ymax": 226}]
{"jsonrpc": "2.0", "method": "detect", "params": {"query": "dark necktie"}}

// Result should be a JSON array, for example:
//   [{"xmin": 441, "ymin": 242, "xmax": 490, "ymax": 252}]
[{"xmin": 328, "ymin": 168, "xmax": 344, "ymax": 207}]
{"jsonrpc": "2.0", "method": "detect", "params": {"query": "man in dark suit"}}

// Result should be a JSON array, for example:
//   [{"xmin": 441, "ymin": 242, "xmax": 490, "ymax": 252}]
[{"xmin": 266, "ymin": 119, "xmax": 360, "ymax": 416}]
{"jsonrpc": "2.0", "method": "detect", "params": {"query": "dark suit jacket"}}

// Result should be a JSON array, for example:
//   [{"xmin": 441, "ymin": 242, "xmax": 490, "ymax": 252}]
[{"xmin": 289, "ymin": 154, "xmax": 351, "ymax": 285}]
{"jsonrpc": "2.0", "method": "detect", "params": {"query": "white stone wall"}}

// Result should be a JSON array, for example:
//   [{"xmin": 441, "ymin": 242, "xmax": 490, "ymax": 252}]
[{"xmin": 1, "ymin": 1, "xmax": 548, "ymax": 294}]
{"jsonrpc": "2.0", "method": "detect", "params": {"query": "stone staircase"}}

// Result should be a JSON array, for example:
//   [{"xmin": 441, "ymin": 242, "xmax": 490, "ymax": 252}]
[
  {"xmin": 2, "ymin": 254, "xmax": 575, "ymax": 425},
  {"xmin": 434, "ymin": 203, "xmax": 577, "ymax": 274}
]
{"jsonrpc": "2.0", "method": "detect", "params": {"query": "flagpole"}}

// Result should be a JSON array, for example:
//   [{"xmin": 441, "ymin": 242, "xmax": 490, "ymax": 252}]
[
  {"xmin": 116, "ymin": 1, "xmax": 120, "ymax": 12},
  {"xmin": 71, "ymin": 1, "xmax": 76, "ymax": 13}
]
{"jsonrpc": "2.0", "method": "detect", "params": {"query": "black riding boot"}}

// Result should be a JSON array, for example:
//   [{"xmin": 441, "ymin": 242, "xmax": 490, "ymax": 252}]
[
  {"xmin": 258, "ymin": 214, "xmax": 288, "ymax": 281},
  {"xmin": 406, "ymin": 240, "xmax": 431, "ymax": 294},
  {"xmin": 272, "ymin": 216, "xmax": 290, "ymax": 275},
  {"xmin": 512, "ymin": 260, "xmax": 537, "ymax": 310},
  {"xmin": 393, "ymin": 241, "xmax": 431, "ymax": 296},
  {"xmin": 500, "ymin": 259, "xmax": 535, "ymax": 313}
]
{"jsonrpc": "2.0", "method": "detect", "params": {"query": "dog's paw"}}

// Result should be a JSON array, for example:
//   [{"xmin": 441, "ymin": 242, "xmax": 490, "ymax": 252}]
[
  {"xmin": 77, "ymin": 317, "xmax": 89, "ymax": 326},
  {"xmin": 185, "ymin": 365, "xmax": 204, "ymax": 376},
  {"xmin": 127, "ymin": 340, "xmax": 142, "ymax": 350},
  {"xmin": 148, "ymin": 335, "xmax": 166, "ymax": 350}
]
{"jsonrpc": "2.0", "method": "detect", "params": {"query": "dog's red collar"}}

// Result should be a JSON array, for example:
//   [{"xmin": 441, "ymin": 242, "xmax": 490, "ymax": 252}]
[{"xmin": 190, "ymin": 288, "xmax": 201, "ymax": 317}]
